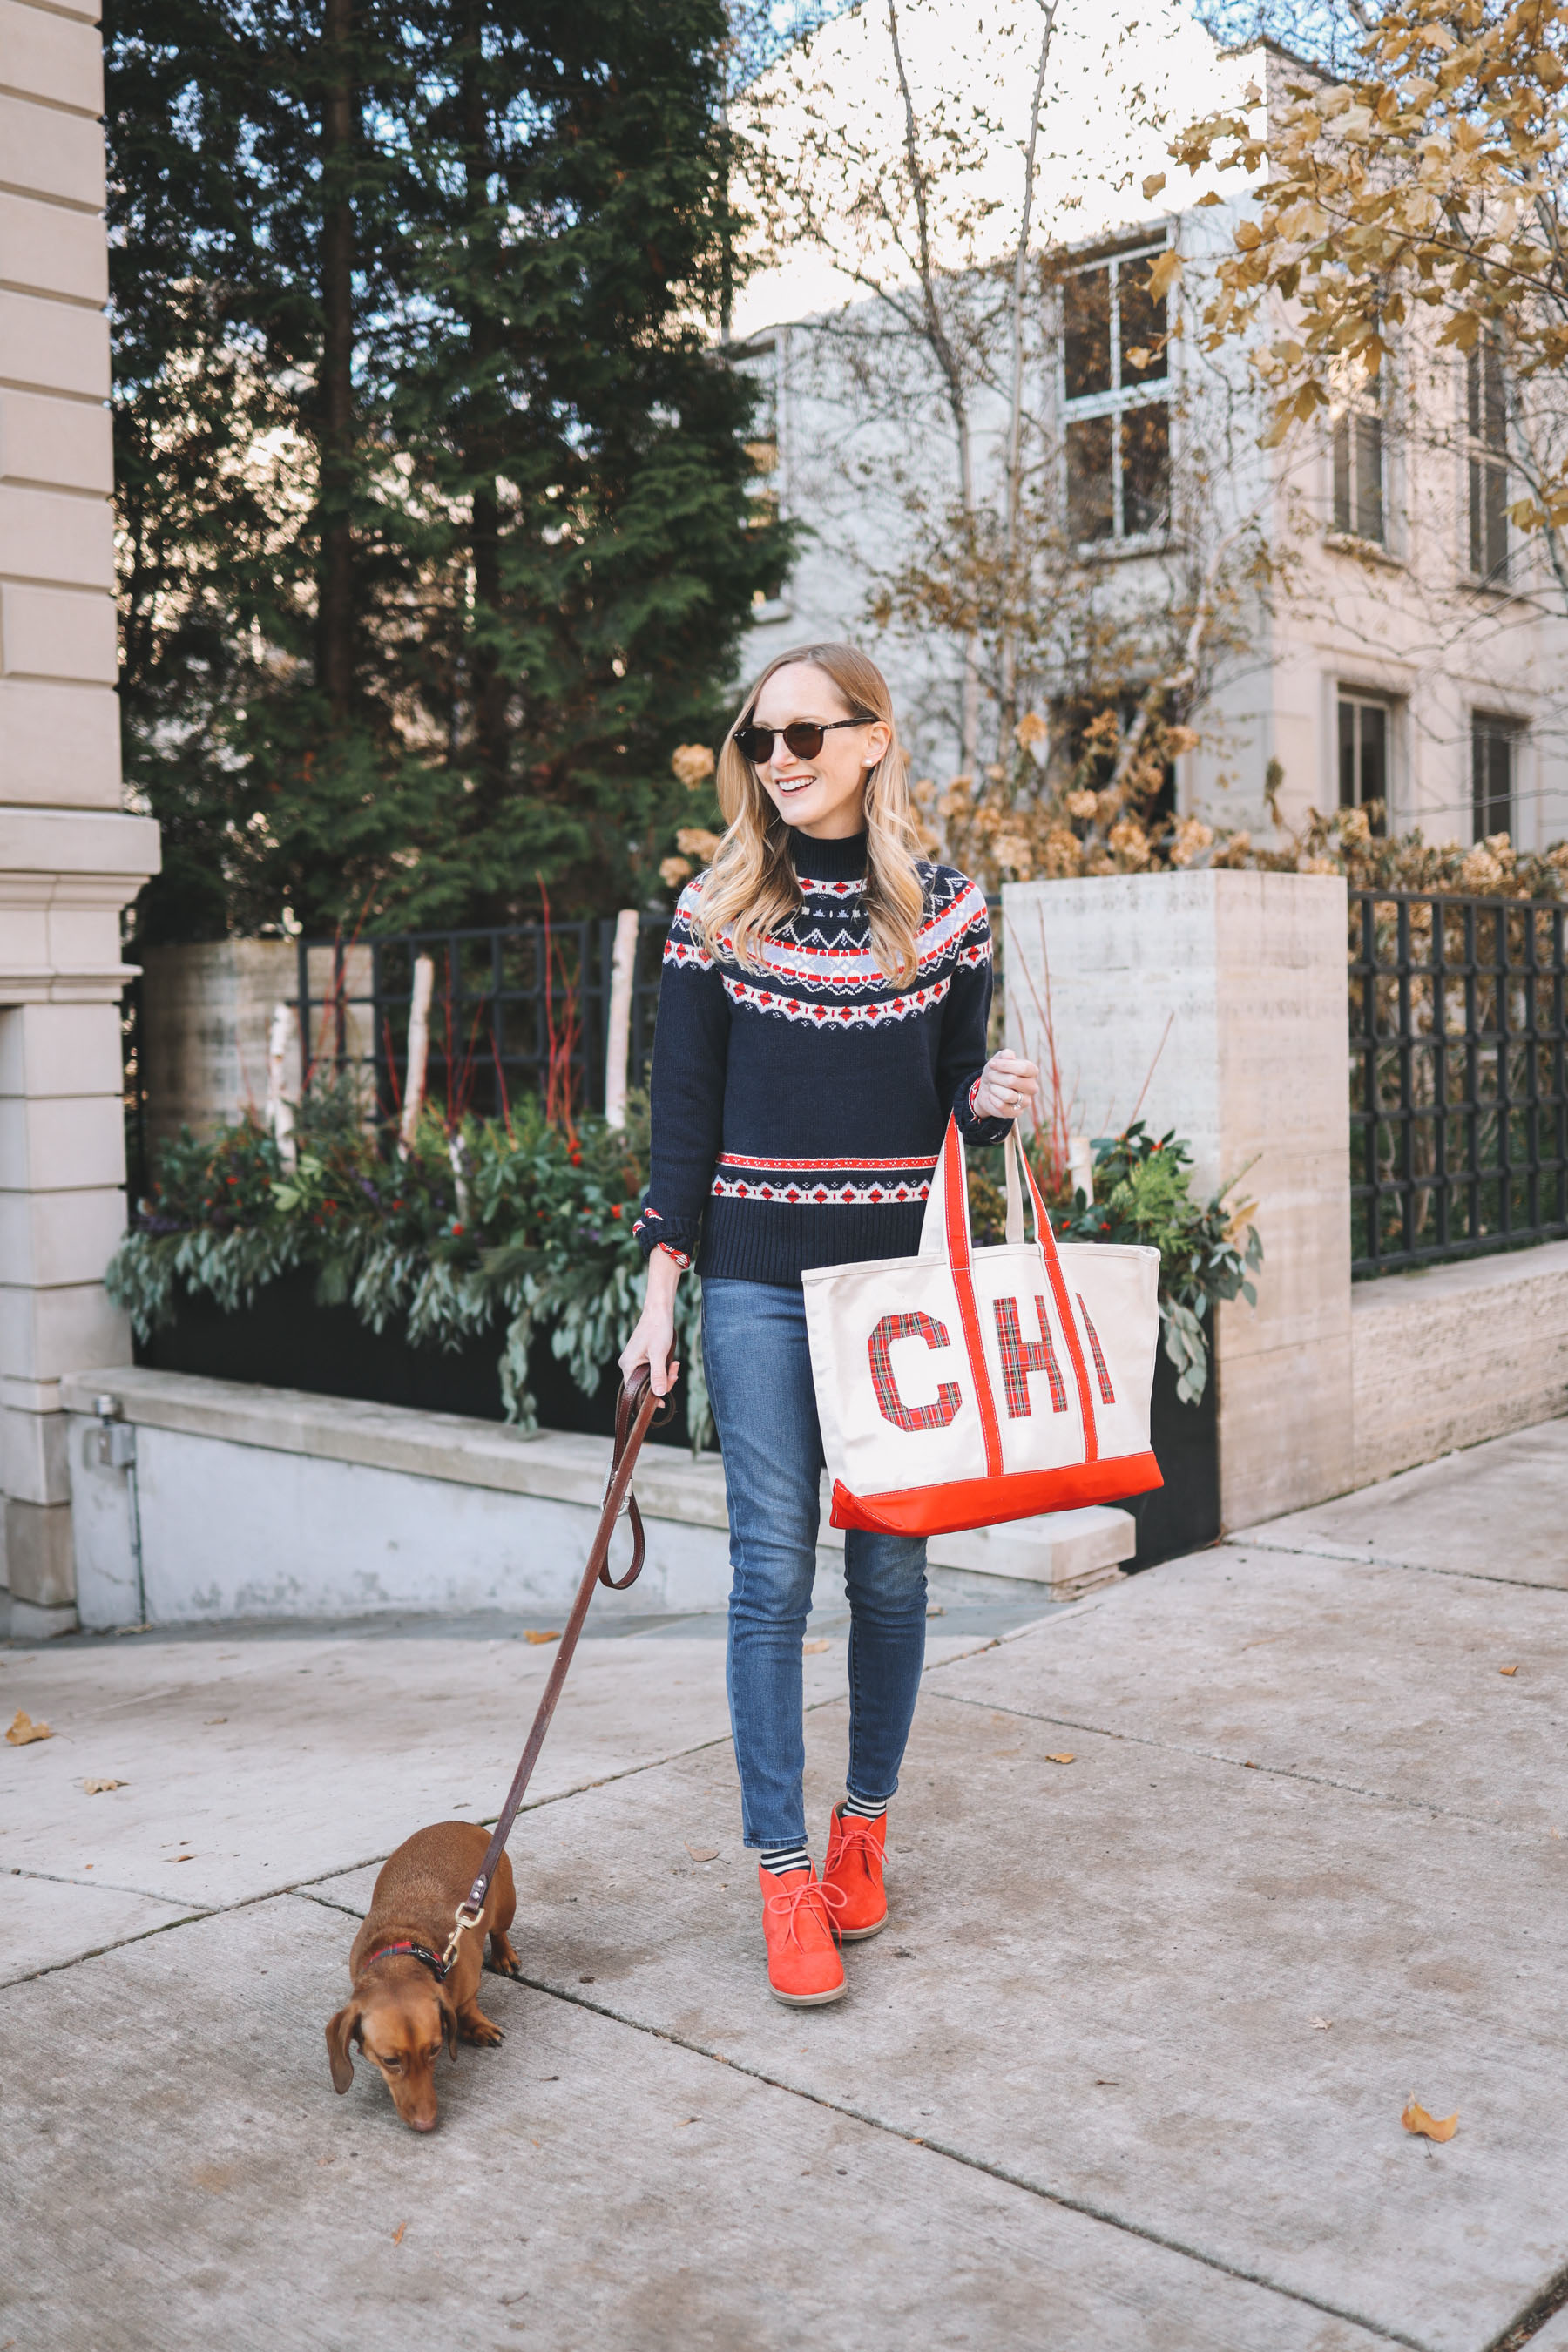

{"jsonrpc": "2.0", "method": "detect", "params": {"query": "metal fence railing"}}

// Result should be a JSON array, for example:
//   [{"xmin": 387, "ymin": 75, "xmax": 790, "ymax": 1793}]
[
  {"xmin": 1349, "ymin": 887, "xmax": 1568, "ymax": 1275},
  {"xmin": 294, "ymin": 916, "xmax": 670, "ymax": 1126}
]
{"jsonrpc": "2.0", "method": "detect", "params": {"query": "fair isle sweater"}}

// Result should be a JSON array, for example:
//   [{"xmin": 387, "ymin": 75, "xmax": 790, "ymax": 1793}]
[{"xmin": 634, "ymin": 828, "xmax": 1011, "ymax": 1288}]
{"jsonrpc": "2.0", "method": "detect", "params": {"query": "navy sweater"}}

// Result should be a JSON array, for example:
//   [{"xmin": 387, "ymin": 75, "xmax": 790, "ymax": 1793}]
[{"xmin": 635, "ymin": 828, "xmax": 1010, "ymax": 1288}]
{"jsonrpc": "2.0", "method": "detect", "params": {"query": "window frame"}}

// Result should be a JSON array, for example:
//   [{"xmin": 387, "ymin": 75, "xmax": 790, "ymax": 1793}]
[
  {"xmin": 1329, "ymin": 357, "xmax": 1388, "ymax": 549},
  {"xmin": 1464, "ymin": 331, "xmax": 1511, "ymax": 590},
  {"xmin": 1337, "ymin": 690, "xmax": 1394, "ymax": 835},
  {"xmin": 1470, "ymin": 709, "xmax": 1521, "ymax": 842},
  {"xmin": 1059, "ymin": 240, "xmax": 1173, "ymax": 554}
]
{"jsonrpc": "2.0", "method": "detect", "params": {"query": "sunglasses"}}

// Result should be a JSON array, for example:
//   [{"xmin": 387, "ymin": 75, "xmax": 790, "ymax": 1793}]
[{"xmin": 733, "ymin": 717, "xmax": 872, "ymax": 765}]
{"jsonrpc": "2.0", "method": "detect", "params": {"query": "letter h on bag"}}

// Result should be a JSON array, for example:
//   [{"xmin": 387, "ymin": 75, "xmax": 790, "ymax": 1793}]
[
  {"xmin": 993, "ymin": 1294, "xmax": 1069, "ymax": 1418},
  {"xmin": 868, "ymin": 1312, "xmax": 963, "ymax": 1432}
]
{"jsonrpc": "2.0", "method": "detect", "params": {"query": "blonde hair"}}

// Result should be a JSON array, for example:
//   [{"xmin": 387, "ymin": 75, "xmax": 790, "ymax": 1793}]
[{"xmin": 695, "ymin": 643, "xmax": 927, "ymax": 988}]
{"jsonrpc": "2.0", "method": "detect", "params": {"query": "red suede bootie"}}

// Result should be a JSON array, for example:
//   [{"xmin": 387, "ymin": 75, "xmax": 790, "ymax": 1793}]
[
  {"xmin": 759, "ymin": 1864, "xmax": 847, "ymax": 2006},
  {"xmin": 821, "ymin": 1805, "xmax": 889, "ymax": 1940}
]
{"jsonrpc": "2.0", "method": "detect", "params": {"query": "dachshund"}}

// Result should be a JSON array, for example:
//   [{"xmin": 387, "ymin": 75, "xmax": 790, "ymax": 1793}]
[{"xmin": 325, "ymin": 1821, "xmax": 519, "ymax": 2132}]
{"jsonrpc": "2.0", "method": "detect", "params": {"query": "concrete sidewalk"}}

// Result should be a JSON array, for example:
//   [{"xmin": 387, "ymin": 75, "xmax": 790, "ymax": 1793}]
[{"xmin": 3, "ymin": 1420, "xmax": 1567, "ymax": 2351}]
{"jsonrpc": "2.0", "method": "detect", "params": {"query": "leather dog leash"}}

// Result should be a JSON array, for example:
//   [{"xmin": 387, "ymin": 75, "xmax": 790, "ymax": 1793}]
[{"xmin": 441, "ymin": 1362, "xmax": 673, "ymax": 1971}]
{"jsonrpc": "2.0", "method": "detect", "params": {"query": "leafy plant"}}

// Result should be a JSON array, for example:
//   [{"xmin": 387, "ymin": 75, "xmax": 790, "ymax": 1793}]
[
  {"xmin": 108, "ymin": 1090, "xmax": 713, "ymax": 1449},
  {"xmin": 968, "ymin": 1121, "xmax": 1261, "ymax": 1404}
]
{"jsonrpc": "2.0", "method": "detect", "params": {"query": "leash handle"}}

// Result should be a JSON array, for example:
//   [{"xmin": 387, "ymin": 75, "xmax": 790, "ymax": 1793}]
[{"xmin": 442, "ymin": 1364, "xmax": 674, "ymax": 1968}]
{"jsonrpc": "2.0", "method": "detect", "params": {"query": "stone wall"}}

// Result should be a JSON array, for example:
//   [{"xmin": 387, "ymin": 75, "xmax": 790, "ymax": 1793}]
[
  {"xmin": 1350, "ymin": 1242, "xmax": 1568, "ymax": 1491},
  {"xmin": 1003, "ymin": 870, "xmax": 1354, "ymax": 1529},
  {"xmin": 0, "ymin": 0, "xmax": 159, "ymax": 1635}
]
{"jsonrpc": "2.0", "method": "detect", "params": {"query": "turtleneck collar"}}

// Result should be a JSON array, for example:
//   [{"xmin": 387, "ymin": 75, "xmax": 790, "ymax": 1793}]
[{"xmin": 787, "ymin": 827, "xmax": 868, "ymax": 882}]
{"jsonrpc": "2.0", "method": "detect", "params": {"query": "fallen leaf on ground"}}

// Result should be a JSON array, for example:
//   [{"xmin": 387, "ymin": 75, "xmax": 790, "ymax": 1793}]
[
  {"xmin": 1310, "ymin": 2017, "xmax": 1332, "ymax": 2030},
  {"xmin": 391, "ymin": 2221, "xmax": 407, "ymax": 2246},
  {"xmin": 1499, "ymin": 1665, "xmax": 1518, "ymax": 1677},
  {"xmin": 926, "ymin": 1604, "xmax": 945, "ymax": 1618},
  {"xmin": 173, "ymin": 1854, "xmax": 194, "ymax": 1863},
  {"xmin": 1045, "ymin": 1753, "xmax": 1075, "ymax": 1766},
  {"xmin": 1402, "ymin": 2099, "xmax": 1457, "ymax": 2142},
  {"xmin": 1552, "ymin": 1828, "xmax": 1562, "ymax": 1840},
  {"xmin": 205, "ymin": 1716, "xmax": 226, "ymax": 1725},
  {"xmin": 685, "ymin": 1844, "xmax": 719, "ymax": 1862},
  {"xmin": 524, "ymin": 1629, "xmax": 560, "ymax": 1646},
  {"xmin": 802, "ymin": 1639, "xmax": 831, "ymax": 1654},
  {"xmin": 5, "ymin": 1711, "xmax": 52, "ymax": 1746},
  {"xmin": 83, "ymin": 1778, "xmax": 125, "ymax": 1794}
]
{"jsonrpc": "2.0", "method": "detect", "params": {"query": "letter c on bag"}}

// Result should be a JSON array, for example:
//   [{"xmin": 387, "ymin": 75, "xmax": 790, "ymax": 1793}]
[{"xmin": 868, "ymin": 1311, "xmax": 963, "ymax": 1433}]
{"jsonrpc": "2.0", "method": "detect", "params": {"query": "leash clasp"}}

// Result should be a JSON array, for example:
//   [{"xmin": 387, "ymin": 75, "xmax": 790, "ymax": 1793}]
[{"xmin": 442, "ymin": 1896, "xmax": 485, "ymax": 1974}]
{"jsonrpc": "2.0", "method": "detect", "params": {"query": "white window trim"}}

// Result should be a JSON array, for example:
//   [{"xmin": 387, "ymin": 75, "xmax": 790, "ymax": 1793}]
[{"xmin": 1059, "ymin": 238, "xmax": 1175, "ymax": 555}]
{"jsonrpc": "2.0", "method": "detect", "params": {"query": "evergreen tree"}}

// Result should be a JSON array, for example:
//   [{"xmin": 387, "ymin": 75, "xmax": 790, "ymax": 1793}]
[{"xmin": 108, "ymin": 0, "xmax": 787, "ymax": 940}]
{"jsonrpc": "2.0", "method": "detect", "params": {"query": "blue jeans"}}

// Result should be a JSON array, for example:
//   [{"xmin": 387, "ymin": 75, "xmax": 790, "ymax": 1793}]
[{"xmin": 701, "ymin": 1277, "xmax": 929, "ymax": 1850}]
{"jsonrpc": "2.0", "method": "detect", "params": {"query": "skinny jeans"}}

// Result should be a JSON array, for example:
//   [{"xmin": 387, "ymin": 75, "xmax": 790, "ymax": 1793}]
[{"xmin": 700, "ymin": 1276, "xmax": 928, "ymax": 1850}]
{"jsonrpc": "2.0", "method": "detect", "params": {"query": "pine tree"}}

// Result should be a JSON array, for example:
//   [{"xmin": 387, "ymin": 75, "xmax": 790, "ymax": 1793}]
[{"xmin": 108, "ymin": 0, "xmax": 787, "ymax": 941}]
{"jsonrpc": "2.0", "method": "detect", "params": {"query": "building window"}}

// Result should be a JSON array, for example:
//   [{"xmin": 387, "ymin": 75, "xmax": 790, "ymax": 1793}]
[
  {"xmin": 1338, "ymin": 694, "xmax": 1389, "ymax": 835},
  {"xmin": 1466, "ymin": 331, "xmax": 1509, "ymax": 585},
  {"xmin": 1063, "ymin": 249, "xmax": 1171, "ymax": 547},
  {"xmin": 1471, "ymin": 712, "xmax": 1518, "ymax": 841},
  {"xmin": 1332, "ymin": 371, "xmax": 1384, "ymax": 544}
]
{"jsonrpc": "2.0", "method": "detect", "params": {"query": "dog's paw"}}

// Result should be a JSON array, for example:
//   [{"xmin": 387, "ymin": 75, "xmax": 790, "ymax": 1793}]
[{"xmin": 462, "ymin": 2012, "xmax": 505, "ymax": 2047}]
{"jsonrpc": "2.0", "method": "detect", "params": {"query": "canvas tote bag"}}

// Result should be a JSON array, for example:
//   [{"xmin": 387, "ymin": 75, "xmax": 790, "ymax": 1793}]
[{"xmin": 801, "ymin": 1118, "xmax": 1164, "ymax": 1538}]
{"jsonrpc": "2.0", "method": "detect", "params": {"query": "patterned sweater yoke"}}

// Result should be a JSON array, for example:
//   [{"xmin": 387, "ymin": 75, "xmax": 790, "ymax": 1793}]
[{"xmin": 637, "ymin": 828, "xmax": 1010, "ymax": 1288}]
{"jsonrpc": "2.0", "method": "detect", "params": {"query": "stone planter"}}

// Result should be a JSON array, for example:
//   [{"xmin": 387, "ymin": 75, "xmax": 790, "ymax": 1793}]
[
  {"xmin": 133, "ymin": 1268, "xmax": 699, "ymax": 1451},
  {"xmin": 1113, "ymin": 1345, "xmax": 1220, "ymax": 1568}
]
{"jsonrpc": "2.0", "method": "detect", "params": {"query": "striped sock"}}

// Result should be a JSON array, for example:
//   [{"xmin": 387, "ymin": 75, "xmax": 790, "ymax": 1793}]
[
  {"xmin": 760, "ymin": 1842, "xmax": 812, "ymax": 1879},
  {"xmin": 841, "ymin": 1793, "xmax": 888, "ymax": 1823}
]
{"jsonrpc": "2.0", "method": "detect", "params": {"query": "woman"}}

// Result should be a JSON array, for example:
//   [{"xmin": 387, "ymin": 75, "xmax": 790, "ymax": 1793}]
[{"xmin": 620, "ymin": 644, "xmax": 1039, "ymax": 2008}]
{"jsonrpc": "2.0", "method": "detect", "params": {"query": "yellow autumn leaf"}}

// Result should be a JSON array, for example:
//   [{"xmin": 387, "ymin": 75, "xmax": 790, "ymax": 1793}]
[
  {"xmin": 5, "ymin": 1709, "xmax": 52, "ymax": 1747},
  {"xmin": 524, "ymin": 1629, "xmax": 561, "ymax": 1646},
  {"xmin": 1498, "ymin": 1665, "xmax": 1518, "ymax": 1676},
  {"xmin": 1045, "ymin": 1752, "xmax": 1076, "ymax": 1766},
  {"xmin": 802, "ymin": 1638, "xmax": 831, "ymax": 1654},
  {"xmin": 1142, "ymin": 172, "xmax": 1166, "ymax": 201},
  {"xmin": 83, "ymin": 1778, "xmax": 125, "ymax": 1794},
  {"xmin": 1144, "ymin": 250, "xmax": 1184, "ymax": 301},
  {"xmin": 1402, "ymin": 2099, "xmax": 1457, "ymax": 2142}
]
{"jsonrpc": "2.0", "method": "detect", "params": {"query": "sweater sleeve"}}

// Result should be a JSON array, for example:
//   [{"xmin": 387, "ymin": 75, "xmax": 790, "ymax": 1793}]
[
  {"xmin": 635, "ymin": 880, "xmax": 730, "ymax": 1267},
  {"xmin": 936, "ymin": 889, "xmax": 1012, "ymax": 1146}
]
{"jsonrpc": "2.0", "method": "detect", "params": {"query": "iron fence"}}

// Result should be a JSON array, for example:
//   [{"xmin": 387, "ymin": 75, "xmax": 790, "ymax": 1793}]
[
  {"xmin": 294, "ymin": 916, "xmax": 669, "ymax": 1125},
  {"xmin": 1348, "ymin": 886, "xmax": 1568, "ymax": 1274}
]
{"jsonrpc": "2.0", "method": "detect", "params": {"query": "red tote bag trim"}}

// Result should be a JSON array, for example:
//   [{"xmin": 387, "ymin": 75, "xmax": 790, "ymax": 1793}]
[
  {"xmin": 941, "ymin": 1120, "xmax": 1005, "ymax": 1478},
  {"xmin": 829, "ymin": 1452, "xmax": 1163, "ymax": 1537}
]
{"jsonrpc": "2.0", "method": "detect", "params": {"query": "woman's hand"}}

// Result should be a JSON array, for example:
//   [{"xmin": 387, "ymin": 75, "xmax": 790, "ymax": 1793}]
[
  {"xmin": 973, "ymin": 1048, "xmax": 1041, "ymax": 1124},
  {"xmin": 618, "ymin": 1247, "xmax": 684, "ymax": 1398}
]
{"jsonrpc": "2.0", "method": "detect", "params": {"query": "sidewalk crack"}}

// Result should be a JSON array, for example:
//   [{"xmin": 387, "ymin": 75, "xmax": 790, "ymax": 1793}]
[
  {"xmin": 504, "ymin": 1970, "xmax": 1429, "ymax": 2351},
  {"xmin": 924, "ymin": 1690, "xmax": 1523, "ymax": 1833}
]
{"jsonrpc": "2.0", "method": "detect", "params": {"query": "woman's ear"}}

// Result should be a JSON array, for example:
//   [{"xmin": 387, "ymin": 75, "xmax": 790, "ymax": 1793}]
[
  {"xmin": 862, "ymin": 720, "xmax": 893, "ymax": 768},
  {"xmin": 325, "ymin": 2002, "xmax": 362, "ymax": 2094}
]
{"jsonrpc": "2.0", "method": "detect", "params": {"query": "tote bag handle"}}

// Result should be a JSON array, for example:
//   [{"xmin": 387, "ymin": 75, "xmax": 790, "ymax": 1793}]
[
  {"xmin": 917, "ymin": 1116, "xmax": 1101, "ymax": 1465},
  {"xmin": 921, "ymin": 1117, "xmax": 1064, "ymax": 1268}
]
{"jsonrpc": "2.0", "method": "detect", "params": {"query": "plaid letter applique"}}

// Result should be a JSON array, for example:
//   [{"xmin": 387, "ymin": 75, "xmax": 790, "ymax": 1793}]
[
  {"xmin": 1076, "ymin": 1294, "xmax": 1116, "ymax": 1404},
  {"xmin": 868, "ymin": 1311, "xmax": 963, "ymax": 1432},
  {"xmin": 993, "ymin": 1294, "xmax": 1070, "ymax": 1418}
]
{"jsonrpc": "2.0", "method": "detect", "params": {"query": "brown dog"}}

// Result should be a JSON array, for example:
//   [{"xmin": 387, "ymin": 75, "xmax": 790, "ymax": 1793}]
[{"xmin": 326, "ymin": 1821, "xmax": 519, "ymax": 2132}]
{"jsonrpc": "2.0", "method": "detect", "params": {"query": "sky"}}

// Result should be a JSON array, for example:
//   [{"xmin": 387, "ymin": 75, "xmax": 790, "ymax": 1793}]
[{"xmin": 733, "ymin": 0, "xmax": 1264, "ymax": 337}]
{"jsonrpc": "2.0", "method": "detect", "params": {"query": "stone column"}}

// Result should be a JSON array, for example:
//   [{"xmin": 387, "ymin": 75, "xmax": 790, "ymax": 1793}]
[
  {"xmin": 0, "ymin": 0, "xmax": 159, "ymax": 1634},
  {"xmin": 1001, "ymin": 871, "xmax": 1353, "ymax": 1528}
]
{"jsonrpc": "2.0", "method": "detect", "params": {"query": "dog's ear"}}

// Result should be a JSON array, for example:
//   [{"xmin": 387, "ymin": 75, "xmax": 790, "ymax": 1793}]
[
  {"xmin": 326, "ymin": 2002, "xmax": 362, "ymax": 2094},
  {"xmin": 439, "ymin": 1993, "xmax": 458, "ymax": 2065}
]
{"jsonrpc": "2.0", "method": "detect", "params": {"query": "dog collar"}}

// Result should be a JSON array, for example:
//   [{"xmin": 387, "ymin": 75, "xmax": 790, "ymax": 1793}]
[{"xmin": 361, "ymin": 1940, "xmax": 452, "ymax": 1984}]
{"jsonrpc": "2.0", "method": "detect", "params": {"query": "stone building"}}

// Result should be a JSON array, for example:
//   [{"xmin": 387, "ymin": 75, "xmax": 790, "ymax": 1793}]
[
  {"xmin": 731, "ymin": 17, "xmax": 1568, "ymax": 854},
  {"xmin": 1, "ymin": 0, "xmax": 159, "ymax": 1634}
]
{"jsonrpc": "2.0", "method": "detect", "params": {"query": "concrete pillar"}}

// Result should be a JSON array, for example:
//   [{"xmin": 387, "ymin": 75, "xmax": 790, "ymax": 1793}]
[
  {"xmin": 0, "ymin": 0, "xmax": 160, "ymax": 1634},
  {"xmin": 1001, "ymin": 871, "xmax": 1353, "ymax": 1528}
]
